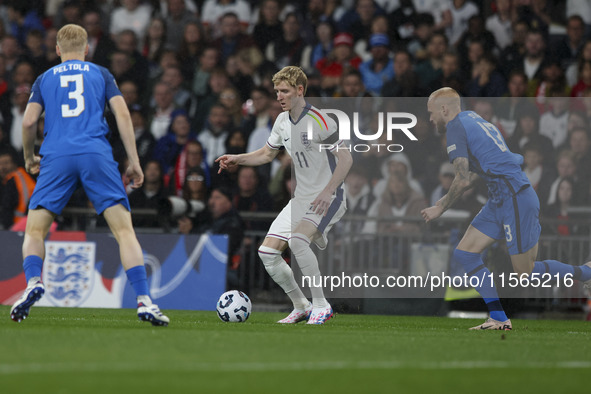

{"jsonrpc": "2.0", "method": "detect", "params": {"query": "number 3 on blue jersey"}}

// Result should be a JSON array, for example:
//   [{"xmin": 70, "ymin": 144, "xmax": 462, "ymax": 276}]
[
  {"xmin": 477, "ymin": 121, "xmax": 507, "ymax": 152},
  {"xmin": 60, "ymin": 74, "xmax": 85, "ymax": 117}
]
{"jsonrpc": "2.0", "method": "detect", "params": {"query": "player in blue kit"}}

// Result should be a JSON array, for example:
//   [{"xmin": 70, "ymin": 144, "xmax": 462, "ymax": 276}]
[
  {"xmin": 422, "ymin": 87, "xmax": 591, "ymax": 330},
  {"xmin": 10, "ymin": 24, "xmax": 169, "ymax": 326}
]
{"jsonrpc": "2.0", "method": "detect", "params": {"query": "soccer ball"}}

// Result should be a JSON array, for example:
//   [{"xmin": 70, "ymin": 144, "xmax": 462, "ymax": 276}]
[{"xmin": 216, "ymin": 290, "xmax": 252, "ymax": 322}]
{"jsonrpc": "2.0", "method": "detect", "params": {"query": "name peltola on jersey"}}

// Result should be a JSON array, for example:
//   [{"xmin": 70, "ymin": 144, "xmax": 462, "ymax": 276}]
[{"xmin": 53, "ymin": 63, "xmax": 90, "ymax": 74}]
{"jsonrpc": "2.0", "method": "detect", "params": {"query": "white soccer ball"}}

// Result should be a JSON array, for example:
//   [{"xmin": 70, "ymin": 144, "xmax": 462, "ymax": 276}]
[{"xmin": 216, "ymin": 290, "xmax": 252, "ymax": 322}]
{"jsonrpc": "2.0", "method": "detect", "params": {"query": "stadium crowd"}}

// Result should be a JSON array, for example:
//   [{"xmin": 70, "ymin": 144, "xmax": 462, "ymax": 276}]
[{"xmin": 1, "ymin": 0, "xmax": 591, "ymax": 248}]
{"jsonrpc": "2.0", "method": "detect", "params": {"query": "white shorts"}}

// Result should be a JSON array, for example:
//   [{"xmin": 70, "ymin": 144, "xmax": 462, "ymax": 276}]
[{"xmin": 267, "ymin": 195, "xmax": 346, "ymax": 250}]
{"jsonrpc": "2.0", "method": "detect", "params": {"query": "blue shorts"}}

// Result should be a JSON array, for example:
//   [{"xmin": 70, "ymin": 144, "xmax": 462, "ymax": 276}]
[
  {"xmin": 471, "ymin": 185, "xmax": 541, "ymax": 255},
  {"xmin": 29, "ymin": 153, "xmax": 130, "ymax": 215}
]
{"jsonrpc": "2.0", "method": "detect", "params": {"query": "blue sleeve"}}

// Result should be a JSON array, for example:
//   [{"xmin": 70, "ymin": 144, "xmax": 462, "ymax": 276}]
[
  {"xmin": 99, "ymin": 66, "xmax": 121, "ymax": 100},
  {"xmin": 28, "ymin": 75, "xmax": 44, "ymax": 108},
  {"xmin": 446, "ymin": 119, "xmax": 469, "ymax": 163}
]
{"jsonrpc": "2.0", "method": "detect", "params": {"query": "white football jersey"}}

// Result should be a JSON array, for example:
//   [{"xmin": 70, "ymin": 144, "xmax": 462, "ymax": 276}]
[{"xmin": 266, "ymin": 104, "xmax": 345, "ymax": 200}]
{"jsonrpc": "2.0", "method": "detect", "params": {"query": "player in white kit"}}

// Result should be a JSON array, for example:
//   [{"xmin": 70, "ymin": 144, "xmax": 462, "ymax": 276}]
[{"xmin": 216, "ymin": 66, "xmax": 353, "ymax": 324}]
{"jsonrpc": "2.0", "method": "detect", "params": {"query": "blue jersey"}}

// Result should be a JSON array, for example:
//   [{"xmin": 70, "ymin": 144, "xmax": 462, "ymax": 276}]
[
  {"xmin": 29, "ymin": 60, "xmax": 121, "ymax": 158},
  {"xmin": 446, "ymin": 111, "xmax": 530, "ymax": 202}
]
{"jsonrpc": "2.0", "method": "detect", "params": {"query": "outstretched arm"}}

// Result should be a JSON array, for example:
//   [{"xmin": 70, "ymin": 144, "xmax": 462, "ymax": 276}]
[
  {"xmin": 311, "ymin": 147, "xmax": 353, "ymax": 216},
  {"xmin": 421, "ymin": 157, "xmax": 477, "ymax": 222},
  {"xmin": 216, "ymin": 144, "xmax": 279, "ymax": 173}
]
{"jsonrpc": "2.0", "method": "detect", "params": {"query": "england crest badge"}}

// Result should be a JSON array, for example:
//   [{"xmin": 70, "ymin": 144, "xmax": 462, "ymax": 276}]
[{"xmin": 43, "ymin": 242, "xmax": 96, "ymax": 307}]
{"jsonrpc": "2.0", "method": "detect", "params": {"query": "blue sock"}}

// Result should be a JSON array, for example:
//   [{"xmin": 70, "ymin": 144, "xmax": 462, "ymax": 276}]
[
  {"xmin": 23, "ymin": 255, "xmax": 43, "ymax": 283},
  {"xmin": 532, "ymin": 260, "xmax": 591, "ymax": 282},
  {"xmin": 454, "ymin": 249, "xmax": 508, "ymax": 322},
  {"xmin": 125, "ymin": 266, "xmax": 150, "ymax": 298}
]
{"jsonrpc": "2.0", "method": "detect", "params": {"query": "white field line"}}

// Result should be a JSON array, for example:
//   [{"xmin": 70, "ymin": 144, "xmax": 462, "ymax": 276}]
[{"xmin": 0, "ymin": 360, "xmax": 590, "ymax": 375}]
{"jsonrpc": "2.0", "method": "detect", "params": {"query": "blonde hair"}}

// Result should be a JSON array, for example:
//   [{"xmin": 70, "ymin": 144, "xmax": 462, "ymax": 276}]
[
  {"xmin": 272, "ymin": 66, "xmax": 308, "ymax": 95},
  {"xmin": 57, "ymin": 24, "xmax": 88, "ymax": 54},
  {"xmin": 428, "ymin": 87, "xmax": 461, "ymax": 111}
]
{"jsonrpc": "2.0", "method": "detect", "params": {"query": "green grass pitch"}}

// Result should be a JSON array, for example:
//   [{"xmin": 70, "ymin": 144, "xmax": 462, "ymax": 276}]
[{"xmin": 0, "ymin": 306, "xmax": 589, "ymax": 394}]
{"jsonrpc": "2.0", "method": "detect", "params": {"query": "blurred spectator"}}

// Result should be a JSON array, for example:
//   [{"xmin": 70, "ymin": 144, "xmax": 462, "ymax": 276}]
[
  {"xmin": 455, "ymin": 14, "xmax": 496, "ymax": 67},
  {"xmin": 119, "ymin": 80, "xmax": 141, "ymax": 107},
  {"xmin": 566, "ymin": 40, "xmax": 591, "ymax": 87},
  {"xmin": 8, "ymin": 83, "xmax": 29, "ymax": 153},
  {"xmin": 539, "ymin": 95, "xmax": 569, "ymax": 148},
  {"xmin": 310, "ymin": 20, "xmax": 334, "ymax": 69},
  {"xmin": 411, "ymin": 0, "xmax": 452, "ymax": 32},
  {"xmin": 339, "ymin": 0, "xmax": 385, "ymax": 42},
  {"xmin": 165, "ymin": 0, "xmax": 198, "ymax": 52},
  {"xmin": 0, "ymin": 147, "xmax": 35, "ymax": 230},
  {"xmin": 199, "ymin": 103, "xmax": 231, "ymax": 168},
  {"xmin": 265, "ymin": 12, "xmax": 308, "ymax": 71},
  {"xmin": 271, "ymin": 164, "xmax": 293, "ymax": 211},
  {"xmin": 113, "ymin": 30, "xmax": 149, "ymax": 91},
  {"xmin": 373, "ymin": 152, "xmax": 424, "ymax": 200},
  {"xmin": 242, "ymin": 86, "xmax": 272, "ymax": 138},
  {"xmin": 2, "ymin": 35, "xmax": 22, "ymax": 73},
  {"xmin": 358, "ymin": 33, "xmax": 394, "ymax": 96},
  {"xmin": 6, "ymin": 0, "xmax": 44, "ymax": 47},
  {"xmin": 194, "ymin": 68, "xmax": 231, "ymax": 131},
  {"xmin": 522, "ymin": 141, "xmax": 555, "ymax": 206},
  {"xmin": 186, "ymin": 186, "xmax": 244, "ymax": 283},
  {"xmin": 570, "ymin": 60, "xmax": 591, "ymax": 98},
  {"xmin": 212, "ymin": 12, "xmax": 256, "ymax": 66},
  {"xmin": 552, "ymin": 15, "xmax": 585, "ymax": 71},
  {"xmin": 142, "ymin": 17, "xmax": 167, "ymax": 73},
  {"xmin": 485, "ymin": 0, "xmax": 513, "ymax": 51},
  {"xmin": 219, "ymin": 86, "xmax": 244, "ymax": 129},
  {"xmin": 202, "ymin": 0, "xmax": 252, "ymax": 38},
  {"xmin": 148, "ymin": 81, "xmax": 178, "ymax": 140},
  {"xmin": 177, "ymin": 166, "xmax": 211, "ymax": 234},
  {"xmin": 232, "ymin": 166, "xmax": 273, "ymax": 230},
  {"xmin": 10, "ymin": 61, "xmax": 35, "ymax": 91},
  {"xmin": 128, "ymin": 160, "xmax": 169, "ymax": 228},
  {"xmin": 170, "ymin": 140, "xmax": 211, "ymax": 196},
  {"xmin": 415, "ymin": 31, "xmax": 447, "ymax": 91},
  {"xmin": 112, "ymin": 104, "xmax": 155, "ymax": 167},
  {"xmin": 339, "ymin": 68, "xmax": 371, "ymax": 98},
  {"xmin": 354, "ymin": 14, "xmax": 393, "ymax": 62},
  {"xmin": 42, "ymin": 27, "xmax": 60, "ymax": 69},
  {"xmin": 161, "ymin": 65, "xmax": 198, "ymax": 120},
  {"xmin": 252, "ymin": 0, "xmax": 283, "ymax": 52},
  {"xmin": 499, "ymin": 19, "xmax": 529, "ymax": 78},
  {"xmin": 514, "ymin": 29, "xmax": 550, "ymax": 95},
  {"xmin": 153, "ymin": 109, "xmax": 196, "ymax": 176},
  {"xmin": 363, "ymin": 172, "xmax": 427, "ymax": 234},
  {"xmin": 542, "ymin": 177, "xmax": 580, "ymax": 237},
  {"xmin": 427, "ymin": 51, "xmax": 465, "ymax": 94},
  {"xmin": 225, "ymin": 49, "xmax": 256, "ymax": 102},
  {"xmin": 446, "ymin": 0, "xmax": 479, "ymax": 47},
  {"xmin": 192, "ymin": 47, "xmax": 220, "ymax": 99},
  {"xmin": 496, "ymin": 70, "xmax": 529, "ymax": 137},
  {"xmin": 405, "ymin": 12, "xmax": 435, "ymax": 62},
  {"xmin": 534, "ymin": 61, "xmax": 569, "ymax": 111},
  {"xmin": 343, "ymin": 165, "xmax": 375, "ymax": 232},
  {"xmin": 22, "ymin": 29, "xmax": 46, "ymax": 75},
  {"xmin": 466, "ymin": 54, "xmax": 507, "ymax": 97},
  {"xmin": 546, "ymin": 150, "xmax": 584, "ymax": 207},
  {"xmin": 565, "ymin": 127, "xmax": 591, "ymax": 182},
  {"xmin": 506, "ymin": 102, "xmax": 554, "ymax": 162},
  {"xmin": 82, "ymin": 9, "xmax": 114, "ymax": 68},
  {"xmin": 110, "ymin": 0, "xmax": 152, "ymax": 45},
  {"xmin": 178, "ymin": 21, "xmax": 205, "ymax": 83},
  {"xmin": 381, "ymin": 50, "xmax": 419, "ymax": 97},
  {"xmin": 316, "ymin": 32, "xmax": 362, "ymax": 94},
  {"xmin": 56, "ymin": 0, "xmax": 83, "ymax": 27}
]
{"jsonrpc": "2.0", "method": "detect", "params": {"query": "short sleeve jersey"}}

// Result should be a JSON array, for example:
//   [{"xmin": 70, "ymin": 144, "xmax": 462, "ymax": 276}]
[
  {"xmin": 29, "ymin": 60, "xmax": 121, "ymax": 157},
  {"xmin": 446, "ymin": 111, "xmax": 530, "ymax": 201},
  {"xmin": 266, "ymin": 104, "xmax": 344, "ymax": 200}
]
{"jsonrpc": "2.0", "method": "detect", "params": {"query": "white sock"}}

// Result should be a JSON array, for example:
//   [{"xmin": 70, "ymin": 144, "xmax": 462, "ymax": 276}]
[
  {"xmin": 137, "ymin": 295, "xmax": 152, "ymax": 306},
  {"xmin": 27, "ymin": 277, "xmax": 41, "ymax": 287},
  {"xmin": 258, "ymin": 246, "xmax": 309, "ymax": 310},
  {"xmin": 289, "ymin": 234, "xmax": 328, "ymax": 309}
]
